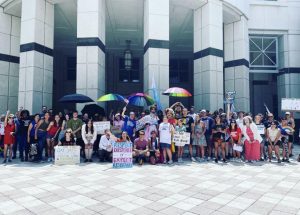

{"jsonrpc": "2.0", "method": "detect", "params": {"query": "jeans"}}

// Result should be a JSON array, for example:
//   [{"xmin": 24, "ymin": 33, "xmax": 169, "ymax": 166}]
[
  {"xmin": 99, "ymin": 149, "xmax": 112, "ymax": 162},
  {"xmin": 18, "ymin": 134, "xmax": 28, "ymax": 159},
  {"xmin": 37, "ymin": 130, "xmax": 47, "ymax": 161}
]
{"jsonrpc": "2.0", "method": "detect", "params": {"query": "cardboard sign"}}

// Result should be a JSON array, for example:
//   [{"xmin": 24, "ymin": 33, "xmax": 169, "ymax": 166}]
[
  {"xmin": 281, "ymin": 98, "xmax": 300, "ymax": 112},
  {"xmin": 112, "ymin": 141, "xmax": 133, "ymax": 168},
  {"xmin": 93, "ymin": 121, "xmax": 111, "ymax": 134},
  {"xmin": 55, "ymin": 146, "xmax": 80, "ymax": 165},
  {"xmin": 173, "ymin": 132, "xmax": 191, "ymax": 146}
]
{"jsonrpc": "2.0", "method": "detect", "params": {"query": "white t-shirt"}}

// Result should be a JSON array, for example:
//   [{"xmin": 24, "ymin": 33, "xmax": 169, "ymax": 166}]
[
  {"xmin": 236, "ymin": 118, "xmax": 243, "ymax": 128},
  {"xmin": 0, "ymin": 122, "xmax": 4, "ymax": 135},
  {"xmin": 159, "ymin": 122, "xmax": 172, "ymax": 144}
]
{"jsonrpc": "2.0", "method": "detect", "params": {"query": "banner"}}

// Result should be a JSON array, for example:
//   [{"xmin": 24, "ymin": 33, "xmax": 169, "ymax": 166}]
[
  {"xmin": 281, "ymin": 98, "xmax": 300, "ymax": 111},
  {"xmin": 55, "ymin": 146, "xmax": 80, "ymax": 165},
  {"xmin": 112, "ymin": 141, "xmax": 133, "ymax": 168},
  {"xmin": 93, "ymin": 121, "xmax": 111, "ymax": 134},
  {"xmin": 173, "ymin": 132, "xmax": 191, "ymax": 146}
]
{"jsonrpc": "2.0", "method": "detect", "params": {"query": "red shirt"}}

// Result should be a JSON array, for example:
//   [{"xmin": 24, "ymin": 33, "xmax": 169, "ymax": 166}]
[
  {"xmin": 228, "ymin": 127, "xmax": 241, "ymax": 142},
  {"xmin": 4, "ymin": 123, "xmax": 15, "ymax": 144},
  {"xmin": 48, "ymin": 124, "xmax": 60, "ymax": 136},
  {"xmin": 168, "ymin": 118, "xmax": 177, "ymax": 125}
]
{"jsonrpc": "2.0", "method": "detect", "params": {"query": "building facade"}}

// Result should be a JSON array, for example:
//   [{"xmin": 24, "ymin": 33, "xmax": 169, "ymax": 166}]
[{"xmin": 0, "ymin": 0, "xmax": 300, "ymax": 116}]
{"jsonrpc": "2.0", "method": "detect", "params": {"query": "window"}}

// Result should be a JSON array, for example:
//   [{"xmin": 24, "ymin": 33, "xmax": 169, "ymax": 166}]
[
  {"xmin": 119, "ymin": 58, "xmax": 140, "ymax": 82},
  {"xmin": 67, "ymin": 57, "xmax": 76, "ymax": 80},
  {"xmin": 170, "ymin": 59, "xmax": 189, "ymax": 83},
  {"xmin": 249, "ymin": 36, "xmax": 277, "ymax": 68}
]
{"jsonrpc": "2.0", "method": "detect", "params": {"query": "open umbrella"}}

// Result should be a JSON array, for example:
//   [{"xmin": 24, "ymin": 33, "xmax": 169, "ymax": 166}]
[
  {"xmin": 81, "ymin": 104, "xmax": 105, "ymax": 117},
  {"xmin": 163, "ymin": 87, "xmax": 192, "ymax": 97},
  {"xmin": 59, "ymin": 93, "xmax": 94, "ymax": 103},
  {"xmin": 97, "ymin": 93, "xmax": 125, "ymax": 102},
  {"xmin": 127, "ymin": 93, "xmax": 155, "ymax": 107}
]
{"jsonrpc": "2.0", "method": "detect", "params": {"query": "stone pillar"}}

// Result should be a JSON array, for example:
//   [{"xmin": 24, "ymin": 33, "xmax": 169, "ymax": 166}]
[
  {"xmin": 224, "ymin": 16, "xmax": 250, "ymax": 112},
  {"xmin": 18, "ymin": 0, "xmax": 54, "ymax": 114},
  {"xmin": 76, "ymin": 0, "xmax": 106, "ymax": 112},
  {"xmin": 193, "ymin": 0, "xmax": 224, "ymax": 111},
  {"xmin": 278, "ymin": 33, "xmax": 300, "ymax": 115},
  {"xmin": 0, "ymin": 8, "xmax": 20, "ymax": 114},
  {"xmin": 144, "ymin": 0, "xmax": 169, "ymax": 109}
]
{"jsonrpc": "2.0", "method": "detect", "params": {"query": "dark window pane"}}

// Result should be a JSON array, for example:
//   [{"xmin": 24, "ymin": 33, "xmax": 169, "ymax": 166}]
[
  {"xmin": 250, "ymin": 39, "xmax": 261, "ymax": 51},
  {"xmin": 265, "ymin": 52, "xmax": 277, "ymax": 65},
  {"xmin": 263, "ymin": 38, "xmax": 275, "ymax": 50},
  {"xmin": 252, "ymin": 53, "xmax": 263, "ymax": 65},
  {"xmin": 250, "ymin": 52, "xmax": 262, "ymax": 65},
  {"xmin": 263, "ymin": 54, "xmax": 275, "ymax": 66},
  {"xmin": 251, "ymin": 38, "xmax": 262, "ymax": 50},
  {"xmin": 265, "ymin": 39, "xmax": 276, "ymax": 52}
]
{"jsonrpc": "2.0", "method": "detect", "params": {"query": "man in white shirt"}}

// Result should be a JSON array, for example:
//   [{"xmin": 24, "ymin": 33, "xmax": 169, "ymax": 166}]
[{"xmin": 99, "ymin": 129, "xmax": 113, "ymax": 162}]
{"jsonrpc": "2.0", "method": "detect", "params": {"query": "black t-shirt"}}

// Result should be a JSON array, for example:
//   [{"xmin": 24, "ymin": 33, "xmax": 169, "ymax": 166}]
[
  {"xmin": 181, "ymin": 116, "xmax": 194, "ymax": 133},
  {"xmin": 60, "ymin": 137, "xmax": 75, "ymax": 146},
  {"xmin": 18, "ymin": 119, "xmax": 31, "ymax": 136},
  {"xmin": 212, "ymin": 124, "xmax": 226, "ymax": 139}
]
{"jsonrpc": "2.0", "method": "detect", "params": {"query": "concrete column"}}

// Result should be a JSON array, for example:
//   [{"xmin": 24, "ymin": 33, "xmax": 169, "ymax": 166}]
[
  {"xmin": 193, "ymin": 0, "xmax": 224, "ymax": 111},
  {"xmin": 76, "ymin": 0, "xmax": 106, "ymax": 111},
  {"xmin": 0, "ymin": 8, "xmax": 20, "ymax": 114},
  {"xmin": 224, "ymin": 16, "xmax": 250, "ymax": 112},
  {"xmin": 18, "ymin": 0, "xmax": 54, "ymax": 114},
  {"xmin": 278, "ymin": 33, "xmax": 300, "ymax": 115},
  {"xmin": 144, "ymin": 0, "xmax": 169, "ymax": 109}
]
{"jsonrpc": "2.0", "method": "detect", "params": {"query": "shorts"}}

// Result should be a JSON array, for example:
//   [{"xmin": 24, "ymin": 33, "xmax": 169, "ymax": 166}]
[
  {"xmin": 288, "ymin": 135, "xmax": 294, "ymax": 143},
  {"xmin": 46, "ymin": 133, "xmax": 55, "ymax": 139},
  {"xmin": 266, "ymin": 141, "xmax": 281, "ymax": 146},
  {"xmin": 160, "ymin": 142, "xmax": 171, "ymax": 149}
]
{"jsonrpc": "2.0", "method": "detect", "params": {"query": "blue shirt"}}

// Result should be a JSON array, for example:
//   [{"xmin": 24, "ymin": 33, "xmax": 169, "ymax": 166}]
[
  {"xmin": 201, "ymin": 116, "xmax": 214, "ymax": 135},
  {"xmin": 122, "ymin": 116, "xmax": 136, "ymax": 137}
]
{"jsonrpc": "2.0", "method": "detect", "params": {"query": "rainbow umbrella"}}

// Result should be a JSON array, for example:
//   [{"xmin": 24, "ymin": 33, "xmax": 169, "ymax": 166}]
[
  {"xmin": 97, "ymin": 93, "xmax": 125, "ymax": 102},
  {"xmin": 127, "ymin": 93, "xmax": 155, "ymax": 106},
  {"xmin": 163, "ymin": 87, "xmax": 192, "ymax": 97}
]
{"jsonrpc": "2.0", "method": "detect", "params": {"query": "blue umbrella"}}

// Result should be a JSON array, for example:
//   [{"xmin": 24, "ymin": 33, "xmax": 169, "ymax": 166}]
[{"xmin": 59, "ymin": 93, "xmax": 94, "ymax": 103}]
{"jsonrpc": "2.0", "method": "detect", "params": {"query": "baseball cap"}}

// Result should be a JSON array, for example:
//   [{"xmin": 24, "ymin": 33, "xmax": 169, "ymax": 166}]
[
  {"xmin": 200, "ymin": 109, "xmax": 206, "ymax": 113},
  {"xmin": 129, "ymin": 112, "xmax": 135, "ymax": 115},
  {"xmin": 285, "ymin": 112, "xmax": 291, "ymax": 115}
]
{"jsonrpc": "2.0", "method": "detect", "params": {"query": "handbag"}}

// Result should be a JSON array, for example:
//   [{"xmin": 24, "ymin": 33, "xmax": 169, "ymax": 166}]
[{"xmin": 29, "ymin": 142, "xmax": 38, "ymax": 156}]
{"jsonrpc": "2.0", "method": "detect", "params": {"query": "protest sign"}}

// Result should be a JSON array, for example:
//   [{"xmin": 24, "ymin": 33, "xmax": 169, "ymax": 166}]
[
  {"xmin": 55, "ymin": 146, "xmax": 80, "ymax": 165},
  {"xmin": 281, "ymin": 98, "xmax": 300, "ymax": 112},
  {"xmin": 173, "ymin": 132, "xmax": 191, "ymax": 146},
  {"xmin": 93, "ymin": 121, "xmax": 111, "ymax": 134},
  {"xmin": 112, "ymin": 141, "xmax": 133, "ymax": 168}
]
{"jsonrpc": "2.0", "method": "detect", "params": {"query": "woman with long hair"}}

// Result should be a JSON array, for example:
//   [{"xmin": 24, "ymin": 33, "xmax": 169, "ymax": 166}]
[
  {"xmin": 266, "ymin": 121, "xmax": 281, "ymax": 163},
  {"xmin": 58, "ymin": 128, "xmax": 75, "ymax": 146},
  {"xmin": 241, "ymin": 116, "xmax": 262, "ymax": 162},
  {"xmin": 212, "ymin": 115, "xmax": 227, "ymax": 163},
  {"xmin": 46, "ymin": 114, "xmax": 61, "ymax": 162},
  {"xmin": 58, "ymin": 113, "xmax": 70, "ymax": 142},
  {"xmin": 193, "ymin": 115, "xmax": 206, "ymax": 162},
  {"xmin": 2, "ymin": 111, "xmax": 16, "ymax": 163},
  {"xmin": 228, "ymin": 119, "xmax": 242, "ymax": 161},
  {"xmin": 35, "ymin": 112, "xmax": 50, "ymax": 162},
  {"xmin": 82, "ymin": 119, "xmax": 97, "ymax": 162}
]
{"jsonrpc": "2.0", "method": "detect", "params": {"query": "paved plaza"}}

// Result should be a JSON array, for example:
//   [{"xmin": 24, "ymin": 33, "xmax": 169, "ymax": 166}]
[{"xmin": 1, "ymin": 150, "xmax": 300, "ymax": 215}]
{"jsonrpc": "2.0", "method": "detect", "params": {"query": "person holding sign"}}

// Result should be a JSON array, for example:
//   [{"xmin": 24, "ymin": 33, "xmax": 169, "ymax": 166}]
[
  {"xmin": 159, "ymin": 116, "xmax": 174, "ymax": 164},
  {"xmin": 175, "ymin": 119, "xmax": 186, "ymax": 163},
  {"xmin": 133, "ymin": 130, "xmax": 150, "ymax": 165},
  {"xmin": 266, "ymin": 121, "xmax": 281, "ymax": 163},
  {"xmin": 99, "ymin": 129, "xmax": 113, "ymax": 162},
  {"xmin": 121, "ymin": 106, "xmax": 136, "ymax": 142},
  {"xmin": 58, "ymin": 129, "xmax": 75, "ymax": 146},
  {"xmin": 82, "ymin": 119, "xmax": 97, "ymax": 162}
]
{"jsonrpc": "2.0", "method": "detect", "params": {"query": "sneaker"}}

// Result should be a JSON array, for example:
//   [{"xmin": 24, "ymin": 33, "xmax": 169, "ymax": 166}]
[
  {"xmin": 191, "ymin": 157, "xmax": 196, "ymax": 162},
  {"xmin": 215, "ymin": 159, "xmax": 218, "ymax": 163},
  {"xmin": 8, "ymin": 159, "xmax": 12, "ymax": 162},
  {"xmin": 2, "ymin": 159, "xmax": 7, "ymax": 164},
  {"xmin": 286, "ymin": 159, "xmax": 290, "ymax": 163},
  {"xmin": 260, "ymin": 157, "xmax": 264, "ymax": 161},
  {"xmin": 282, "ymin": 158, "xmax": 286, "ymax": 162},
  {"xmin": 223, "ymin": 159, "xmax": 227, "ymax": 163},
  {"xmin": 277, "ymin": 159, "xmax": 281, "ymax": 163},
  {"xmin": 168, "ymin": 160, "xmax": 173, "ymax": 165},
  {"xmin": 195, "ymin": 157, "xmax": 201, "ymax": 162},
  {"xmin": 89, "ymin": 159, "xmax": 93, "ymax": 162},
  {"xmin": 207, "ymin": 157, "xmax": 211, "ymax": 161},
  {"xmin": 84, "ymin": 159, "xmax": 88, "ymax": 163},
  {"xmin": 163, "ymin": 160, "xmax": 167, "ymax": 164},
  {"xmin": 47, "ymin": 158, "xmax": 51, "ymax": 162}
]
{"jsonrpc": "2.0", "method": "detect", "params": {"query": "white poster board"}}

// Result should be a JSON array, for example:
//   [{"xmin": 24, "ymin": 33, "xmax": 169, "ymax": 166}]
[
  {"xmin": 55, "ymin": 146, "xmax": 80, "ymax": 165},
  {"xmin": 112, "ymin": 141, "xmax": 133, "ymax": 168},
  {"xmin": 173, "ymin": 132, "xmax": 191, "ymax": 146},
  {"xmin": 93, "ymin": 121, "xmax": 111, "ymax": 134},
  {"xmin": 281, "ymin": 98, "xmax": 300, "ymax": 112}
]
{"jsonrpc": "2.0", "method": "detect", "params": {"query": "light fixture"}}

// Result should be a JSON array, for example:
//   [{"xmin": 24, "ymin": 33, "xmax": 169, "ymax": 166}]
[{"xmin": 124, "ymin": 40, "xmax": 132, "ymax": 70}]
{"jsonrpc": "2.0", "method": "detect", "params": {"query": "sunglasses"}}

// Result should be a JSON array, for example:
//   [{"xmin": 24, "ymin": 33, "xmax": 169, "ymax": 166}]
[
  {"xmin": 139, "ymin": 133, "xmax": 145, "ymax": 135},
  {"xmin": 66, "ymin": 131, "xmax": 72, "ymax": 134}
]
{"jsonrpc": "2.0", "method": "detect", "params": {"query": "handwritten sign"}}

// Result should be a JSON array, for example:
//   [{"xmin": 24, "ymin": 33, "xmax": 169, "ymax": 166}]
[
  {"xmin": 54, "ymin": 146, "xmax": 80, "ymax": 165},
  {"xmin": 281, "ymin": 98, "xmax": 300, "ymax": 112},
  {"xmin": 93, "ymin": 121, "xmax": 111, "ymax": 134},
  {"xmin": 112, "ymin": 141, "xmax": 133, "ymax": 168},
  {"xmin": 173, "ymin": 132, "xmax": 191, "ymax": 146}
]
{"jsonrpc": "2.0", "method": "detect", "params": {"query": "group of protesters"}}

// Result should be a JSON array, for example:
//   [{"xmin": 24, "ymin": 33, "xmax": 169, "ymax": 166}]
[{"xmin": 0, "ymin": 101, "xmax": 299, "ymax": 165}]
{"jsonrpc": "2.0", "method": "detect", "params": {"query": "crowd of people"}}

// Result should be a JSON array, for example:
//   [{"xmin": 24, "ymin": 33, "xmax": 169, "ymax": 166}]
[{"xmin": 0, "ymin": 102, "xmax": 299, "ymax": 165}]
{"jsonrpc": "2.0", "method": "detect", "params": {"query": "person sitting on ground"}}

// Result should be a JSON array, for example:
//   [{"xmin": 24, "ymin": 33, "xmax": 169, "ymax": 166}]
[
  {"xmin": 148, "ymin": 130, "xmax": 160, "ymax": 165},
  {"xmin": 58, "ymin": 128, "xmax": 75, "ymax": 146},
  {"xmin": 133, "ymin": 130, "xmax": 150, "ymax": 165},
  {"xmin": 99, "ymin": 129, "xmax": 113, "ymax": 162}
]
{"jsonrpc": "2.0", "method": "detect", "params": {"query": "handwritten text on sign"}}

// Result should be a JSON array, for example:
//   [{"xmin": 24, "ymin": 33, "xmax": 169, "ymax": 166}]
[
  {"xmin": 93, "ymin": 121, "xmax": 111, "ymax": 134},
  {"xmin": 55, "ymin": 146, "xmax": 80, "ymax": 165},
  {"xmin": 112, "ymin": 142, "xmax": 133, "ymax": 169},
  {"xmin": 173, "ymin": 132, "xmax": 191, "ymax": 146}
]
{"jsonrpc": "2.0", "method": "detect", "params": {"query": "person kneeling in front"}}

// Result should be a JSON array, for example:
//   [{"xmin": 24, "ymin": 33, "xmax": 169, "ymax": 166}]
[
  {"xmin": 133, "ymin": 130, "xmax": 150, "ymax": 165},
  {"xmin": 99, "ymin": 129, "xmax": 113, "ymax": 162}
]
